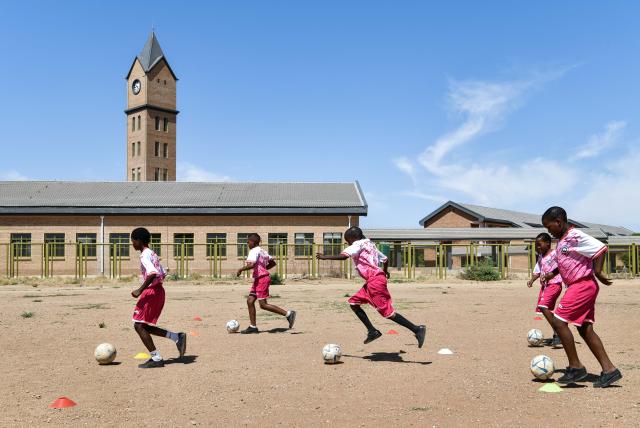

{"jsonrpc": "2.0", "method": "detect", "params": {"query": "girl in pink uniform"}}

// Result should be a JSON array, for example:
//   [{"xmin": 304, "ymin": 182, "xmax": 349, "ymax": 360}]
[
  {"xmin": 317, "ymin": 226, "xmax": 426, "ymax": 347},
  {"xmin": 542, "ymin": 206, "xmax": 621, "ymax": 387},
  {"xmin": 527, "ymin": 233, "xmax": 563, "ymax": 347}
]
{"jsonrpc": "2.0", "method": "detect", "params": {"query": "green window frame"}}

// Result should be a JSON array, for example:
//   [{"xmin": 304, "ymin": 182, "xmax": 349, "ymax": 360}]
[
  {"xmin": 268, "ymin": 233, "xmax": 288, "ymax": 255},
  {"xmin": 206, "ymin": 233, "xmax": 227, "ymax": 257},
  {"xmin": 294, "ymin": 233, "xmax": 314, "ymax": 257},
  {"xmin": 109, "ymin": 233, "xmax": 130, "ymax": 258},
  {"xmin": 237, "ymin": 233, "xmax": 250, "ymax": 258},
  {"xmin": 173, "ymin": 233, "xmax": 194, "ymax": 258},
  {"xmin": 150, "ymin": 233, "xmax": 162, "ymax": 257},
  {"xmin": 10, "ymin": 233, "xmax": 31, "ymax": 258},
  {"xmin": 76, "ymin": 233, "xmax": 97, "ymax": 258},
  {"xmin": 323, "ymin": 232, "xmax": 342, "ymax": 256},
  {"xmin": 44, "ymin": 233, "xmax": 65, "ymax": 258}
]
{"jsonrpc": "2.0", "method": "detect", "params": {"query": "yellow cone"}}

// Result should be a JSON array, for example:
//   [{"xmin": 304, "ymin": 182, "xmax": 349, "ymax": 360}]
[
  {"xmin": 538, "ymin": 382, "xmax": 563, "ymax": 393},
  {"xmin": 134, "ymin": 352, "xmax": 151, "ymax": 360}
]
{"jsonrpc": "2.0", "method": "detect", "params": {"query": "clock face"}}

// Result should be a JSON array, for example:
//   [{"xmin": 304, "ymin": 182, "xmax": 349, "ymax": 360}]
[{"xmin": 132, "ymin": 79, "xmax": 141, "ymax": 95}]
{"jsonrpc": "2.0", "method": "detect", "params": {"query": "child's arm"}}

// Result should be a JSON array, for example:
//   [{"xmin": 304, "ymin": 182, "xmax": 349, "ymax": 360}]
[
  {"xmin": 266, "ymin": 259, "xmax": 276, "ymax": 270},
  {"xmin": 593, "ymin": 253, "xmax": 612, "ymax": 286},
  {"xmin": 527, "ymin": 273, "xmax": 540, "ymax": 288},
  {"xmin": 236, "ymin": 261, "xmax": 255, "ymax": 277},
  {"xmin": 316, "ymin": 253, "xmax": 349, "ymax": 261},
  {"xmin": 132, "ymin": 273, "xmax": 156, "ymax": 298},
  {"xmin": 381, "ymin": 257, "xmax": 390, "ymax": 279}
]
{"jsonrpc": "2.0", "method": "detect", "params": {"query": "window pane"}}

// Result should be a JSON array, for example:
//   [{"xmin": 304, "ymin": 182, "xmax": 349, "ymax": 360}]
[
  {"xmin": 44, "ymin": 233, "xmax": 65, "ymax": 258},
  {"xmin": 76, "ymin": 233, "xmax": 97, "ymax": 257},
  {"xmin": 268, "ymin": 233, "xmax": 288, "ymax": 255},
  {"xmin": 173, "ymin": 233, "xmax": 194, "ymax": 257},
  {"xmin": 109, "ymin": 233, "xmax": 130, "ymax": 258},
  {"xmin": 237, "ymin": 233, "xmax": 250, "ymax": 258},
  {"xmin": 323, "ymin": 232, "xmax": 342, "ymax": 256},
  {"xmin": 150, "ymin": 233, "xmax": 162, "ymax": 257},
  {"xmin": 163, "ymin": 143, "xmax": 168, "ymax": 158},
  {"xmin": 132, "ymin": 143, "xmax": 135, "ymax": 157},
  {"xmin": 137, "ymin": 115, "xmax": 141, "ymax": 130},
  {"xmin": 132, "ymin": 117, "xmax": 135, "ymax": 132},
  {"xmin": 206, "ymin": 233, "xmax": 227, "ymax": 257},
  {"xmin": 136, "ymin": 141, "xmax": 141, "ymax": 156},
  {"xmin": 154, "ymin": 168, "xmax": 160, "ymax": 181},
  {"xmin": 155, "ymin": 141, "xmax": 160, "ymax": 157},
  {"xmin": 294, "ymin": 233, "xmax": 314, "ymax": 256},
  {"xmin": 155, "ymin": 116, "xmax": 160, "ymax": 130},
  {"xmin": 163, "ymin": 117, "xmax": 168, "ymax": 132},
  {"xmin": 10, "ymin": 233, "xmax": 31, "ymax": 258}
]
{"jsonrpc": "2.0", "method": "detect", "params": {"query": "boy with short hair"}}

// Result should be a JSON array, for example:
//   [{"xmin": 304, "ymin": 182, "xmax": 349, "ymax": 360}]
[
  {"xmin": 542, "ymin": 206, "xmax": 621, "ymax": 387},
  {"xmin": 131, "ymin": 227, "xmax": 186, "ymax": 368},
  {"xmin": 317, "ymin": 226, "xmax": 426, "ymax": 348},
  {"xmin": 236, "ymin": 233, "xmax": 296, "ymax": 334},
  {"xmin": 527, "ymin": 232, "xmax": 563, "ymax": 348}
]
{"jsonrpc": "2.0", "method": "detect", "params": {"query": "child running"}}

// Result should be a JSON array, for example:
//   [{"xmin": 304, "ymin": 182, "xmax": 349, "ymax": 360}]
[
  {"xmin": 542, "ymin": 206, "xmax": 621, "ymax": 387},
  {"xmin": 130, "ymin": 227, "xmax": 186, "ymax": 368},
  {"xmin": 527, "ymin": 232, "xmax": 563, "ymax": 348},
  {"xmin": 316, "ymin": 226, "xmax": 426, "ymax": 347},
  {"xmin": 236, "ymin": 233, "xmax": 296, "ymax": 334}
]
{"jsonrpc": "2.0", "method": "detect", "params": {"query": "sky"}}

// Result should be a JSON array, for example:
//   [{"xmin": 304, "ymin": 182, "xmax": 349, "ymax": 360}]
[{"xmin": 0, "ymin": 1, "xmax": 638, "ymax": 230}]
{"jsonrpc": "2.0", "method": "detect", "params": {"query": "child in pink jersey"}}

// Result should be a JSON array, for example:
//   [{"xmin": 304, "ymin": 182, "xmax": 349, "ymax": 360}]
[
  {"xmin": 317, "ymin": 226, "xmax": 426, "ymax": 347},
  {"xmin": 527, "ymin": 232, "xmax": 563, "ymax": 348},
  {"xmin": 130, "ymin": 227, "xmax": 186, "ymax": 368},
  {"xmin": 542, "ymin": 206, "xmax": 621, "ymax": 387},
  {"xmin": 236, "ymin": 233, "xmax": 296, "ymax": 334}
]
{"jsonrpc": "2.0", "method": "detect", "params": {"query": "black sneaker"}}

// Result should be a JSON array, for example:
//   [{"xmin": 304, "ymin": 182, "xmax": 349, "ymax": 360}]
[
  {"xmin": 176, "ymin": 332, "xmax": 187, "ymax": 358},
  {"xmin": 138, "ymin": 358, "xmax": 164, "ymax": 369},
  {"xmin": 557, "ymin": 366, "xmax": 588, "ymax": 385},
  {"xmin": 240, "ymin": 326, "xmax": 259, "ymax": 334},
  {"xmin": 593, "ymin": 369, "xmax": 622, "ymax": 388},
  {"xmin": 286, "ymin": 311, "xmax": 297, "ymax": 329},
  {"xmin": 542, "ymin": 338, "xmax": 554, "ymax": 346},
  {"xmin": 551, "ymin": 335, "xmax": 562, "ymax": 349},
  {"xmin": 364, "ymin": 329, "xmax": 382, "ymax": 344},
  {"xmin": 415, "ymin": 325, "xmax": 426, "ymax": 349}
]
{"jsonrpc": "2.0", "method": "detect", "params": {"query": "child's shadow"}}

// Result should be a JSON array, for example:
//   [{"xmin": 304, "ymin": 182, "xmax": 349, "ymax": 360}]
[
  {"xmin": 266, "ymin": 327, "xmax": 290, "ymax": 334},
  {"xmin": 165, "ymin": 355, "xmax": 198, "ymax": 365},
  {"xmin": 344, "ymin": 350, "xmax": 431, "ymax": 365}
]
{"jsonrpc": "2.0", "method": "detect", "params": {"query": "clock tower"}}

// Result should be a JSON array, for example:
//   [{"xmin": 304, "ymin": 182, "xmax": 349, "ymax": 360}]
[{"xmin": 125, "ymin": 32, "xmax": 178, "ymax": 181}]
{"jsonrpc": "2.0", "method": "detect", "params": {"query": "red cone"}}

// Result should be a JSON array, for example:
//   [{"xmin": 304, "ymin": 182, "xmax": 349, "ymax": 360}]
[
  {"xmin": 534, "ymin": 316, "xmax": 543, "ymax": 321},
  {"xmin": 49, "ymin": 397, "xmax": 77, "ymax": 409},
  {"xmin": 193, "ymin": 316, "xmax": 203, "ymax": 321},
  {"xmin": 387, "ymin": 329, "xmax": 399, "ymax": 334}
]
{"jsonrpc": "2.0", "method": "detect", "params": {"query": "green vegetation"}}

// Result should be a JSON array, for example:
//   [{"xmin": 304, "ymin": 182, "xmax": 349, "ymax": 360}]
[
  {"xmin": 270, "ymin": 273, "xmax": 284, "ymax": 285},
  {"xmin": 461, "ymin": 259, "xmax": 501, "ymax": 281},
  {"xmin": 21, "ymin": 311, "xmax": 34, "ymax": 318}
]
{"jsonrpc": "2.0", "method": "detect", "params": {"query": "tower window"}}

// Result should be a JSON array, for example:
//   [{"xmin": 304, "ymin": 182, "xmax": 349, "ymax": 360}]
[
  {"xmin": 131, "ymin": 168, "xmax": 135, "ymax": 180},
  {"xmin": 155, "ymin": 116, "xmax": 160, "ymax": 131},
  {"xmin": 136, "ymin": 141, "xmax": 141, "ymax": 156},
  {"xmin": 131, "ymin": 117, "xmax": 135, "ymax": 132},
  {"xmin": 131, "ymin": 142, "xmax": 135, "ymax": 157},
  {"xmin": 154, "ymin": 168, "xmax": 160, "ymax": 181},
  {"xmin": 137, "ymin": 115, "xmax": 141, "ymax": 130},
  {"xmin": 137, "ymin": 167, "xmax": 141, "ymax": 181},
  {"xmin": 162, "ymin": 168, "xmax": 168, "ymax": 181},
  {"xmin": 163, "ymin": 118, "xmax": 168, "ymax": 132},
  {"xmin": 164, "ymin": 80, "xmax": 167, "ymax": 85},
  {"xmin": 155, "ymin": 141, "xmax": 160, "ymax": 157},
  {"xmin": 157, "ymin": 78, "xmax": 160, "ymax": 83},
  {"xmin": 163, "ymin": 143, "xmax": 168, "ymax": 158}
]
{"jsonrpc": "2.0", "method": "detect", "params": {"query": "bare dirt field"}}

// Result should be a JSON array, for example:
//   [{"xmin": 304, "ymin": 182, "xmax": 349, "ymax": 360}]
[{"xmin": 1, "ymin": 277, "xmax": 639, "ymax": 427}]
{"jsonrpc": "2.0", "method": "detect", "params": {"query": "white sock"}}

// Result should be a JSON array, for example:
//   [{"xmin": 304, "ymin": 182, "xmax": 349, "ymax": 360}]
[
  {"xmin": 166, "ymin": 331, "xmax": 179, "ymax": 342},
  {"xmin": 286, "ymin": 311, "xmax": 291, "ymax": 317},
  {"xmin": 150, "ymin": 350, "xmax": 162, "ymax": 362},
  {"xmin": 250, "ymin": 325, "xmax": 256, "ymax": 328}
]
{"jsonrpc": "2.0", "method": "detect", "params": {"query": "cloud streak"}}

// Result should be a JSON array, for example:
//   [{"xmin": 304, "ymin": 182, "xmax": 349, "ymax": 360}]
[
  {"xmin": 177, "ymin": 162, "xmax": 231, "ymax": 182},
  {"xmin": 571, "ymin": 121, "xmax": 626, "ymax": 161}
]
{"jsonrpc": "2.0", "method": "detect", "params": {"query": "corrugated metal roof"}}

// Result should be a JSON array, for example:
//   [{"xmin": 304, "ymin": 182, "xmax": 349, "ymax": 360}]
[
  {"xmin": 0, "ymin": 181, "xmax": 367, "ymax": 215},
  {"xmin": 363, "ymin": 228, "xmax": 609, "ymax": 241},
  {"xmin": 608, "ymin": 236, "xmax": 640, "ymax": 245}
]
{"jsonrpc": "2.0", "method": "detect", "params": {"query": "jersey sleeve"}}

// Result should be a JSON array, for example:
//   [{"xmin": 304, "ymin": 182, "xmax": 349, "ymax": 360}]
[
  {"xmin": 246, "ymin": 247, "xmax": 259, "ymax": 263},
  {"xmin": 340, "ymin": 241, "xmax": 361, "ymax": 258},
  {"xmin": 575, "ymin": 231, "xmax": 607, "ymax": 259},
  {"xmin": 376, "ymin": 249, "xmax": 388, "ymax": 263},
  {"xmin": 140, "ymin": 252, "xmax": 159, "ymax": 275},
  {"xmin": 533, "ymin": 261, "xmax": 541, "ymax": 275}
]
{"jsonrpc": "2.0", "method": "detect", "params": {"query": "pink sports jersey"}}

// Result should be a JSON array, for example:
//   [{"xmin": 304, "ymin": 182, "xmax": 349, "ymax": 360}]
[
  {"xmin": 246, "ymin": 246, "xmax": 273, "ymax": 278},
  {"xmin": 555, "ymin": 227, "xmax": 607, "ymax": 286},
  {"xmin": 139, "ymin": 247, "xmax": 165, "ymax": 288},
  {"xmin": 341, "ymin": 238, "xmax": 388, "ymax": 281},
  {"xmin": 533, "ymin": 250, "xmax": 562, "ymax": 286}
]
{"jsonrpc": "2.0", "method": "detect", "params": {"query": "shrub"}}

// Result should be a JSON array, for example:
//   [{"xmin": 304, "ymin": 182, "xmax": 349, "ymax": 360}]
[
  {"xmin": 461, "ymin": 260, "xmax": 501, "ymax": 281},
  {"xmin": 270, "ymin": 273, "xmax": 284, "ymax": 285},
  {"xmin": 21, "ymin": 311, "xmax": 34, "ymax": 318}
]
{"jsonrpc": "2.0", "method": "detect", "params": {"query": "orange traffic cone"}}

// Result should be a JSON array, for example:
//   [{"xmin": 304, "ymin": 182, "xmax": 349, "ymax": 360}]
[
  {"xmin": 189, "ymin": 331, "xmax": 199, "ymax": 337},
  {"xmin": 387, "ymin": 329, "xmax": 399, "ymax": 334},
  {"xmin": 193, "ymin": 316, "xmax": 203, "ymax": 321},
  {"xmin": 49, "ymin": 397, "xmax": 77, "ymax": 409}
]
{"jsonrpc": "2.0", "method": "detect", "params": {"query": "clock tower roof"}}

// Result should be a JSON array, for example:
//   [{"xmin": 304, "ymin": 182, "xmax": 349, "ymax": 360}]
[{"xmin": 126, "ymin": 31, "xmax": 178, "ymax": 80}]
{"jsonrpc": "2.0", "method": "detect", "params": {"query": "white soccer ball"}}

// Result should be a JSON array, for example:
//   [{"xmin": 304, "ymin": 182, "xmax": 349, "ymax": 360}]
[
  {"xmin": 527, "ymin": 329, "xmax": 544, "ymax": 347},
  {"xmin": 226, "ymin": 319, "xmax": 240, "ymax": 333},
  {"xmin": 322, "ymin": 343, "xmax": 342, "ymax": 364},
  {"xmin": 94, "ymin": 343, "xmax": 117, "ymax": 365},
  {"xmin": 530, "ymin": 354, "xmax": 555, "ymax": 380}
]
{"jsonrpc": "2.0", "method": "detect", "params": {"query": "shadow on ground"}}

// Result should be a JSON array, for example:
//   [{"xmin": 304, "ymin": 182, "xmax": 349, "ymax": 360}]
[{"xmin": 343, "ymin": 350, "xmax": 432, "ymax": 365}]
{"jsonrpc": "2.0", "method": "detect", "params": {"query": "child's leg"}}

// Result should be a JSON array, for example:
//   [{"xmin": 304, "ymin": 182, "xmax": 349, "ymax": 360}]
[
  {"xmin": 258, "ymin": 299, "xmax": 287, "ymax": 316},
  {"xmin": 134, "ymin": 322, "xmax": 157, "ymax": 353},
  {"xmin": 576, "ymin": 323, "xmax": 616, "ymax": 373},
  {"xmin": 552, "ymin": 317, "xmax": 583, "ymax": 368},
  {"xmin": 389, "ymin": 312, "xmax": 419, "ymax": 334},
  {"xmin": 247, "ymin": 295, "xmax": 258, "ymax": 327},
  {"xmin": 350, "ymin": 304, "xmax": 376, "ymax": 332},
  {"xmin": 539, "ymin": 307, "xmax": 557, "ymax": 334}
]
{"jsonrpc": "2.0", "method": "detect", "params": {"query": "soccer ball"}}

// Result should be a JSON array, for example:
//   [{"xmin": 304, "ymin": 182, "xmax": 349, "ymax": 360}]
[
  {"xmin": 530, "ymin": 354, "xmax": 555, "ymax": 380},
  {"xmin": 322, "ymin": 343, "xmax": 342, "ymax": 364},
  {"xmin": 226, "ymin": 319, "xmax": 240, "ymax": 333},
  {"xmin": 527, "ymin": 329, "xmax": 544, "ymax": 347},
  {"xmin": 94, "ymin": 343, "xmax": 117, "ymax": 365}
]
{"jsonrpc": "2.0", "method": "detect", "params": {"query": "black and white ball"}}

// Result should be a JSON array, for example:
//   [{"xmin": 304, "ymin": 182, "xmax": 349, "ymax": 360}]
[
  {"xmin": 226, "ymin": 319, "xmax": 240, "ymax": 333},
  {"xmin": 322, "ymin": 344, "xmax": 342, "ymax": 364}
]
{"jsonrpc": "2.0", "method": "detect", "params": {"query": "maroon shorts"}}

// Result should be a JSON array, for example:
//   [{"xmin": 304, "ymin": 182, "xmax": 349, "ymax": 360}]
[
  {"xmin": 535, "ymin": 282, "xmax": 563, "ymax": 313},
  {"xmin": 348, "ymin": 272, "xmax": 395, "ymax": 318},
  {"xmin": 554, "ymin": 277, "xmax": 599, "ymax": 326},
  {"xmin": 250, "ymin": 275, "xmax": 270, "ymax": 300},
  {"xmin": 133, "ymin": 285, "xmax": 165, "ymax": 325}
]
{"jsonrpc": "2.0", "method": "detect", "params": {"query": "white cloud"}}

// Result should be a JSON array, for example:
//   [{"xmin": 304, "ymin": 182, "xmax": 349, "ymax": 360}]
[
  {"xmin": 401, "ymin": 190, "xmax": 446, "ymax": 203},
  {"xmin": 571, "ymin": 121, "xmax": 626, "ymax": 161},
  {"xmin": 0, "ymin": 170, "xmax": 29, "ymax": 180},
  {"xmin": 392, "ymin": 157, "xmax": 417, "ymax": 185},
  {"xmin": 177, "ymin": 162, "xmax": 231, "ymax": 182}
]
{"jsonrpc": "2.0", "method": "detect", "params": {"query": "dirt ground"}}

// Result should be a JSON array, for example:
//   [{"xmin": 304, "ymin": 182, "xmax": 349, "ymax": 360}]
[{"xmin": 1, "ymin": 277, "xmax": 639, "ymax": 427}]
